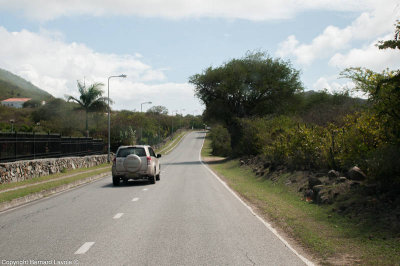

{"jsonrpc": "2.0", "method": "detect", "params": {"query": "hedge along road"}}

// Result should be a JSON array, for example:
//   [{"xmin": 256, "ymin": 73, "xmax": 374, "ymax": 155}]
[{"xmin": 0, "ymin": 131, "xmax": 311, "ymax": 265}]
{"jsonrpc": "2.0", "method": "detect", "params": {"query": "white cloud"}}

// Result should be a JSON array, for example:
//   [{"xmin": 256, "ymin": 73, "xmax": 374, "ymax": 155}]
[
  {"xmin": 276, "ymin": 0, "xmax": 399, "ymax": 65},
  {"xmin": 277, "ymin": 26, "xmax": 353, "ymax": 65},
  {"xmin": 312, "ymin": 76, "xmax": 368, "ymax": 98},
  {"xmin": 0, "ymin": 26, "xmax": 202, "ymax": 112},
  {"xmin": 329, "ymin": 36, "xmax": 400, "ymax": 71},
  {"xmin": 313, "ymin": 76, "xmax": 354, "ymax": 92},
  {"xmin": 0, "ymin": 0, "xmax": 381, "ymax": 22}
]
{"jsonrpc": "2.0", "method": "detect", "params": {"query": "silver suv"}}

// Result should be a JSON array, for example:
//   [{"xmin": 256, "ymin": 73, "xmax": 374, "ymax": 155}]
[{"xmin": 112, "ymin": 145, "xmax": 161, "ymax": 186}]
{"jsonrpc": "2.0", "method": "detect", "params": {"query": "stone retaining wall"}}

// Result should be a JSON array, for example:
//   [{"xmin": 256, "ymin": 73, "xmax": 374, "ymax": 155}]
[{"xmin": 0, "ymin": 155, "xmax": 109, "ymax": 184}]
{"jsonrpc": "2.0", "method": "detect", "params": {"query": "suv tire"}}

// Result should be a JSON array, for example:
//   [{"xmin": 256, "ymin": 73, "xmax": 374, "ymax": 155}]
[
  {"xmin": 112, "ymin": 176, "xmax": 120, "ymax": 186},
  {"xmin": 149, "ymin": 171, "xmax": 156, "ymax": 184}
]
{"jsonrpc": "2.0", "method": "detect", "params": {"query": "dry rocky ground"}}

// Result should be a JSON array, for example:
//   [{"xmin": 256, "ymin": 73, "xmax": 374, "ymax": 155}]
[{"xmin": 240, "ymin": 155, "xmax": 400, "ymax": 237}]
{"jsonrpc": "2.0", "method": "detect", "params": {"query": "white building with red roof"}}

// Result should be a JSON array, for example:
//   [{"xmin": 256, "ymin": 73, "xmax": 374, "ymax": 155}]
[{"xmin": 1, "ymin": 98, "xmax": 31, "ymax": 108}]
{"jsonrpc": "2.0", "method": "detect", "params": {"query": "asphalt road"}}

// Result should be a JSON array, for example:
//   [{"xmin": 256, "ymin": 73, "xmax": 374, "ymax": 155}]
[{"xmin": 0, "ymin": 131, "xmax": 309, "ymax": 266}]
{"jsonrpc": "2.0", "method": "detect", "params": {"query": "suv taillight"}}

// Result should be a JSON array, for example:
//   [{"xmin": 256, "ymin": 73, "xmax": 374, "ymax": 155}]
[{"xmin": 147, "ymin": 156, "xmax": 151, "ymax": 166}]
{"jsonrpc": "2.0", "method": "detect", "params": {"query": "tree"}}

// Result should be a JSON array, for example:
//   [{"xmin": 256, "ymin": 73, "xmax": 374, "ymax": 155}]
[
  {"xmin": 377, "ymin": 20, "xmax": 400, "ymax": 50},
  {"xmin": 189, "ymin": 51, "xmax": 303, "ymax": 147},
  {"xmin": 147, "ymin": 105, "xmax": 169, "ymax": 115},
  {"xmin": 23, "ymin": 99, "xmax": 41, "ymax": 108},
  {"xmin": 341, "ymin": 21, "xmax": 400, "ymax": 141},
  {"xmin": 66, "ymin": 81, "xmax": 110, "ymax": 136}
]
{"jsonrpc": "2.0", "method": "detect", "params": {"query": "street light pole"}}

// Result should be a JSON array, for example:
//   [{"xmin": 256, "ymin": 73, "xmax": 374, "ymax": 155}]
[
  {"xmin": 107, "ymin": 74, "xmax": 127, "ymax": 163},
  {"xmin": 180, "ymin": 108, "xmax": 185, "ymax": 129},
  {"xmin": 171, "ymin": 110, "xmax": 178, "ymax": 135},
  {"xmin": 10, "ymin": 119, "xmax": 14, "ymax": 133},
  {"xmin": 140, "ymin": 101, "xmax": 152, "ymax": 113},
  {"xmin": 192, "ymin": 109, "xmax": 198, "ymax": 129}
]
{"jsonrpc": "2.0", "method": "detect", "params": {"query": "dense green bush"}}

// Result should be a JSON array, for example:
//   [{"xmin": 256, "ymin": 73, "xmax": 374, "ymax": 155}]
[
  {"xmin": 239, "ymin": 116, "xmax": 330, "ymax": 170},
  {"xmin": 235, "ymin": 110, "xmax": 399, "ymax": 186},
  {"xmin": 209, "ymin": 125, "xmax": 232, "ymax": 157}
]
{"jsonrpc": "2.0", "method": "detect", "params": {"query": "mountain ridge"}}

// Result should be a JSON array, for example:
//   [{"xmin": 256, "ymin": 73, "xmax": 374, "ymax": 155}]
[{"xmin": 0, "ymin": 68, "xmax": 53, "ymax": 101}]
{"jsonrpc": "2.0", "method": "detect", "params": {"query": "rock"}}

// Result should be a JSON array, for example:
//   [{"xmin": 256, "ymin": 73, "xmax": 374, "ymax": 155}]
[
  {"xmin": 239, "ymin": 160, "xmax": 245, "ymax": 166},
  {"xmin": 313, "ymin": 184, "xmax": 325, "ymax": 193},
  {"xmin": 337, "ymin": 176, "xmax": 347, "ymax": 183},
  {"xmin": 308, "ymin": 176, "xmax": 322, "ymax": 188},
  {"xmin": 320, "ymin": 176, "xmax": 330, "ymax": 185},
  {"xmin": 348, "ymin": 166, "xmax": 367, "ymax": 181},
  {"xmin": 304, "ymin": 188, "xmax": 314, "ymax": 198},
  {"xmin": 328, "ymin": 170, "xmax": 340, "ymax": 180},
  {"xmin": 0, "ymin": 154, "xmax": 107, "ymax": 185},
  {"xmin": 350, "ymin": 181, "xmax": 361, "ymax": 189},
  {"xmin": 319, "ymin": 194, "xmax": 333, "ymax": 204}
]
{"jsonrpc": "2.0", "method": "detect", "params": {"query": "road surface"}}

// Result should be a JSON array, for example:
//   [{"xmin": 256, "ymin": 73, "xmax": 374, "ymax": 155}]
[{"xmin": 0, "ymin": 131, "xmax": 309, "ymax": 265}]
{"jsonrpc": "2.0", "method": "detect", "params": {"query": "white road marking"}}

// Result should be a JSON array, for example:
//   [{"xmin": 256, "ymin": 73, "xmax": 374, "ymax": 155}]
[
  {"xmin": 199, "ymin": 134, "xmax": 314, "ymax": 266},
  {"xmin": 142, "ymin": 188, "xmax": 148, "ymax": 191},
  {"xmin": 132, "ymin": 197, "xmax": 139, "ymax": 202},
  {"xmin": 113, "ymin": 213, "xmax": 124, "ymax": 219},
  {"xmin": 74, "ymin": 242, "xmax": 95, "ymax": 255}
]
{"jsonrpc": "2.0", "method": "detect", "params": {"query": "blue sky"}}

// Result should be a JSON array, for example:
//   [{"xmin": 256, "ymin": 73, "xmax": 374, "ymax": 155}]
[{"xmin": 0, "ymin": 1, "xmax": 399, "ymax": 114}]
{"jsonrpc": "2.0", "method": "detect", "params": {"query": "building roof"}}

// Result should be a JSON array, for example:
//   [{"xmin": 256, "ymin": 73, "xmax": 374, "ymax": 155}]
[{"xmin": 1, "ymin": 98, "xmax": 32, "ymax": 102}]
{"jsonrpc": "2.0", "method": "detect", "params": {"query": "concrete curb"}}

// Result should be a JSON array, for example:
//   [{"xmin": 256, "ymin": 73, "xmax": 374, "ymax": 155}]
[
  {"xmin": 158, "ymin": 131, "xmax": 188, "ymax": 154},
  {"xmin": 162, "ymin": 132, "xmax": 188, "ymax": 155},
  {"xmin": 0, "ymin": 171, "xmax": 110, "ymax": 213}
]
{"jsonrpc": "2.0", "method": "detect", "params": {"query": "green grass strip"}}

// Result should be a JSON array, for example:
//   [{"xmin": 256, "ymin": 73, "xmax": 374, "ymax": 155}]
[
  {"xmin": 0, "ymin": 163, "xmax": 110, "ymax": 192},
  {"xmin": 157, "ymin": 130, "xmax": 188, "ymax": 154},
  {"xmin": 201, "ymin": 135, "xmax": 400, "ymax": 265},
  {"xmin": 0, "ymin": 167, "xmax": 110, "ymax": 204}
]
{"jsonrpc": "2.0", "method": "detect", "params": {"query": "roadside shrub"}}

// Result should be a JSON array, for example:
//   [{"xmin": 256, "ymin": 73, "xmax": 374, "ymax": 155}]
[
  {"xmin": 365, "ymin": 145, "xmax": 400, "ymax": 187},
  {"xmin": 331, "ymin": 111, "xmax": 388, "ymax": 171},
  {"xmin": 209, "ymin": 125, "xmax": 232, "ymax": 157},
  {"xmin": 285, "ymin": 124, "xmax": 330, "ymax": 170},
  {"xmin": 239, "ymin": 116, "xmax": 330, "ymax": 170}
]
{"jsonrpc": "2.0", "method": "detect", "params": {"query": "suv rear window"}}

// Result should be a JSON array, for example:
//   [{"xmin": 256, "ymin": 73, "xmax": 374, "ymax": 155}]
[{"xmin": 117, "ymin": 147, "xmax": 146, "ymax": 157}]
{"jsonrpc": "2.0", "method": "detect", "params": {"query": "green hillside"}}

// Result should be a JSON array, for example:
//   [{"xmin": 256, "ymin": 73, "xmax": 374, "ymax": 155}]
[{"xmin": 0, "ymin": 68, "xmax": 53, "ymax": 101}]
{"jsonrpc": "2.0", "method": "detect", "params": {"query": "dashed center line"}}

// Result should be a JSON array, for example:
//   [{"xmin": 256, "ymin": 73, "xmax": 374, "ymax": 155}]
[
  {"xmin": 74, "ymin": 242, "xmax": 95, "ymax": 255},
  {"xmin": 132, "ymin": 197, "xmax": 139, "ymax": 202},
  {"xmin": 113, "ymin": 213, "xmax": 124, "ymax": 219}
]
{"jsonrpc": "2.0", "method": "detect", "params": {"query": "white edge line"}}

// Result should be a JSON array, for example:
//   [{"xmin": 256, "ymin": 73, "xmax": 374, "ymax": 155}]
[
  {"xmin": 113, "ymin": 213, "xmax": 124, "ymax": 219},
  {"xmin": 132, "ymin": 197, "xmax": 139, "ymax": 202},
  {"xmin": 199, "ymin": 134, "xmax": 314, "ymax": 266},
  {"xmin": 74, "ymin": 242, "xmax": 95, "ymax": 255}
]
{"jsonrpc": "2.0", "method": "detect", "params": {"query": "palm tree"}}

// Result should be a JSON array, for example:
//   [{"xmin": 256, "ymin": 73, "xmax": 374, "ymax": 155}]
[{"xmin": 67, "ymin": 81, "xmax": 110, "ymax": 137}]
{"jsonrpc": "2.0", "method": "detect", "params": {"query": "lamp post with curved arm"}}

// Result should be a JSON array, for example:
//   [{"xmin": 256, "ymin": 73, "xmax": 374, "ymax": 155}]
[{"xmin": 107, "ymin": 74, "xmax": 127, "ymax": 163}]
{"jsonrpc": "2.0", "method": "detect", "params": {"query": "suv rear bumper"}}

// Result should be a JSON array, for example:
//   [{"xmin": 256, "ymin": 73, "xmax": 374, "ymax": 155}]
[{"xmin": 112, "ymin": 167, "xmax": 152, "ymax": 179}]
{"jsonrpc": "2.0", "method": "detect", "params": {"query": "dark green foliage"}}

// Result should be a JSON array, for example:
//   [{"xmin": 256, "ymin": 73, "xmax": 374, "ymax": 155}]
[
  {"xmin": 297, "ymin": 90, "xmax": 365, "ymax": 126},
  {"xmin": 146, "ymin": 105, "xmax": 169, "ymax": 115},
  {"xmin": 341, "ymin": 68, "xmax": 400, "ymax": 142},
  {"xmin": 209, "ymin": 125, "xmax": 232, "ymax": 157},
  {"xmin": 190, "ymin": 51, "xmax": 303, "ymax": 148},
  {"xmin": 377, "ymin": 20, "xmax": 400, "ymax": 50},
  {"xmin": 23, "ymin": 99, "xmax": 42, "ymax": 108},
  {"xmin": 190, "ymin": 51, "xmax": 303, "ymax": 121},
  {"xmin": 66, "ymin": 81, "xmax": 110, "ymax": 134}
]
